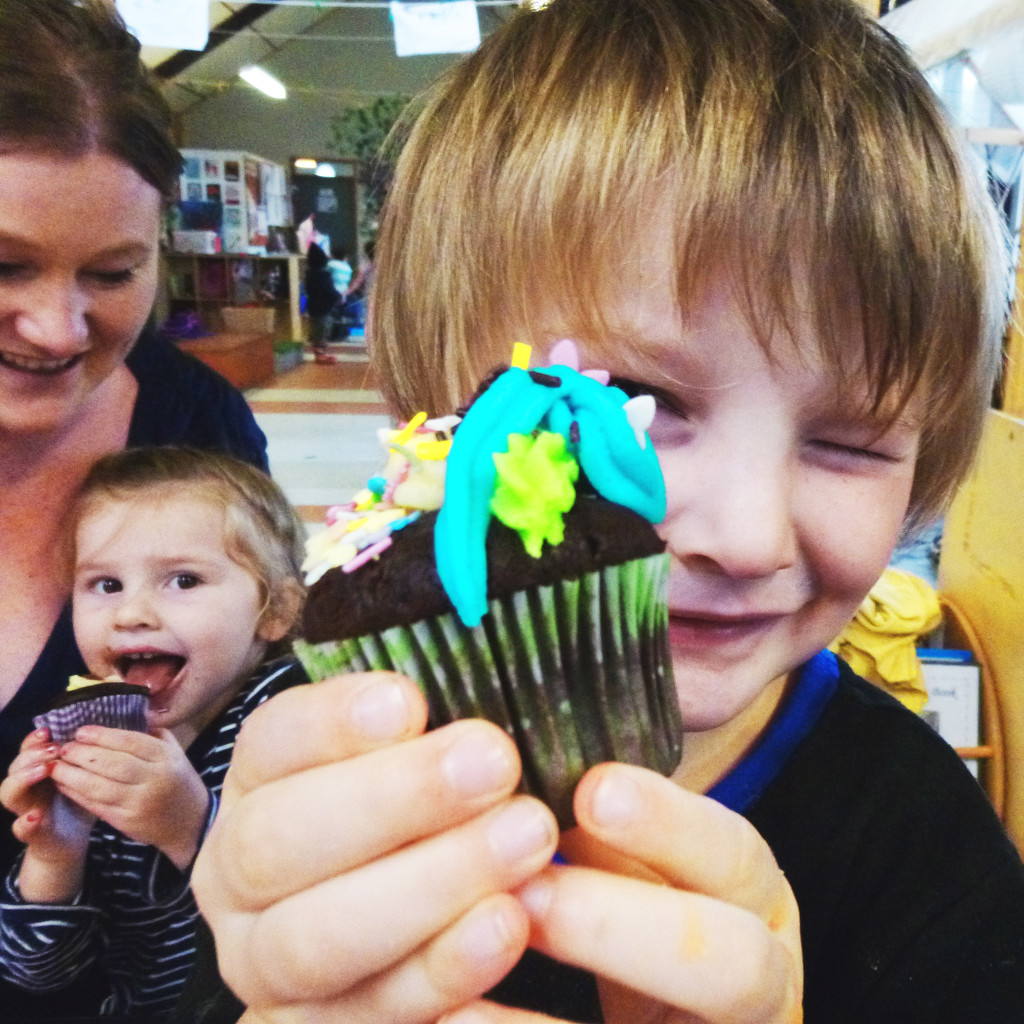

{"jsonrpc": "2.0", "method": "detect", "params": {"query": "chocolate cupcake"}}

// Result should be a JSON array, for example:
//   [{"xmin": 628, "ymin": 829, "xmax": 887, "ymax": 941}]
[
  {"xmin": 35, "ymin": 676, "xmax": 150, "ymax": 745},
  {"xmin": 295, "ymin": 342, "xmax": 681, "ymax": 826}
]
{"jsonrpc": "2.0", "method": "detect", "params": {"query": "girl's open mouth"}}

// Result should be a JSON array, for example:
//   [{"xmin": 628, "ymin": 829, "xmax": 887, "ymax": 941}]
[{"xmin": 115, "ymin": 651, "xmax": 186, "ymax": 695}]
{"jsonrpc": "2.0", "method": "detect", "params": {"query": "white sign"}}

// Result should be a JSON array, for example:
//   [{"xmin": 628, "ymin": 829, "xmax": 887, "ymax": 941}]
[
  {"xmin": 116, "ymin": 0, "xmax": 210, "ymax": 52},
  {"xmin": 390, "ymin": 1, "xmax": 481, "ymax": 57}
]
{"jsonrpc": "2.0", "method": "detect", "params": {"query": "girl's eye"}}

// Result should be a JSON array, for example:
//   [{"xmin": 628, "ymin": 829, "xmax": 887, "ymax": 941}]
[
  {"xmin": 0, "ymin": 261, "xmax": 27, "ymax": 279},
  {"xmin": 89, "ymin": 578, "xmax": 123, "ymax": 595},
  {"xmin": 172, "ymin": 573, "xmax": 201, "ymax": 590}
]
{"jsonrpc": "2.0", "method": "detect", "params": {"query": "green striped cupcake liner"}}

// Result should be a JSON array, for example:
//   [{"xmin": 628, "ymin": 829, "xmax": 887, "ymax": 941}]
[{"xmin": 293, "ymin": 553, "xmax": 680, "ymax": 827}]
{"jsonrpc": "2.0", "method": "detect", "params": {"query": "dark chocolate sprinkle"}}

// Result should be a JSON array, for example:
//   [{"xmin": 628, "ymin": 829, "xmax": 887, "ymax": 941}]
[
  {"xmin": 569, "ymin": 420, "xmax": 580, "ymax": 444},
  {"xmin": 529, "ymin": 370, "xmax": 561, "ymax": 387}
]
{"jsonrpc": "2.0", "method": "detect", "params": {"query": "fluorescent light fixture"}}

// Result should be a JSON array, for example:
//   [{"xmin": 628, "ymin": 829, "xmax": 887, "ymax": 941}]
[
  {"xmin": 294, "ymin": 158, "xmax": 318, "ymax": 170},
  {"xmin": 239, "ymin": 66, "xmax": 287, "ymax": 100},
  {"xmin": 315, "ymin": 163, "xmax": 337, "ymax": 178}
]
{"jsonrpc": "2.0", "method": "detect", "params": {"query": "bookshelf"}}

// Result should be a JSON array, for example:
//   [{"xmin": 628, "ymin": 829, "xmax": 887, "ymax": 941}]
[{"xmin": 163, "ymin": 252, "xmax": 304, "ymax": 340}]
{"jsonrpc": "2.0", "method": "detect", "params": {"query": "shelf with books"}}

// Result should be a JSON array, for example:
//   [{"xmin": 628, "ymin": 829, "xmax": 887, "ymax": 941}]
[{"xmin": 163, "ymin": 252, "xmax": 304, "ymax": 340}]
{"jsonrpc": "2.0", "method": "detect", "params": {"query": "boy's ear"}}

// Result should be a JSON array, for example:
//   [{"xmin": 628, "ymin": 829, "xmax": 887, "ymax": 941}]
[{"xmin": 257, "ymin": 581, "xmax": 305, "ymax": 643}]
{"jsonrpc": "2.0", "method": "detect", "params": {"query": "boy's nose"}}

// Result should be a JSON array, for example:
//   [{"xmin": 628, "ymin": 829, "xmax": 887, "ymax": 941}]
[
  {"xmin": 659, "ymin": 449, "xmax": 798, "ymax": 580},
  {"xmin": 14, "ymin": 279, "xmax": 89, "ymax": 354}
]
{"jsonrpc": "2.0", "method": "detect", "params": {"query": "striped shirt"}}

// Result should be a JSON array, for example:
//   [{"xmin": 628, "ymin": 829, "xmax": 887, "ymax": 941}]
[{"xmin": 0, "ymin": 656, "xmax": 307, "ymax": 1018}]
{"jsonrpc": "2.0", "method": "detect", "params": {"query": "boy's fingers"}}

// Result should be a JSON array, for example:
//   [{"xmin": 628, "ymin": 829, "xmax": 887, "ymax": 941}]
[
  {"xmin": 237, "ymin": 896, "xmax": 531, "ymax": 1024},
  {"xmin": 208, "ymin": 797, "xmax": 557, "ymax": 1007},
  {"xmin": 571, "ymin": 763, "xmax": 799, "ymax": 930},
  {"xmin": 225, "ymin": 673, "xmax": 429, "ymax": 797},
  {"xmin": 520, "ymin": 865, "xmax": 799, "ymax": 1024},
  {"xmin": 198, "ymin": 720, "xmax": 531, "ymax": 911}
]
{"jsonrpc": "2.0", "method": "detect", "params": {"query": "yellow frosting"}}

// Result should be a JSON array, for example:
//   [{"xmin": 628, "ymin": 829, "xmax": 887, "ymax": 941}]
[{"xmin": 66, "ymin": 674, "xmax": 121, "ymax": 692}]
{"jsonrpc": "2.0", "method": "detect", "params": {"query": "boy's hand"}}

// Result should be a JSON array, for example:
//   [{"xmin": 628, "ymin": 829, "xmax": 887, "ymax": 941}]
[
  {"xmin": 192, "ymin": 672, "xmax": 560, "ymax": 1024},
  {"xmin": 526, "ymin": 763, "xmax": 802, "ymax": 1024},
  {"xmin": 55, "ymin": 726, "xmax": 211, "ymax": 871},
  {"xmin": 195, "ymin": 675, "xmax": 802, "ymax": 1024},
  {"xmin": 426, "ymin": 765, "xmax": 802, "ymax": 1024}
]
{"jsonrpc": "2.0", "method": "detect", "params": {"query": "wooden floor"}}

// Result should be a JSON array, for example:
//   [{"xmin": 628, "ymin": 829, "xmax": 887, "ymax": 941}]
[{"xmin": 244, "ymin": 342, "xmax": 392, "ymax": 525}]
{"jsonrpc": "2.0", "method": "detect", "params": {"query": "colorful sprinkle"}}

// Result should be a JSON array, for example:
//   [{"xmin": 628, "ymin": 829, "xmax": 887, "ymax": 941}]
[
  {"xmin": 395, "ymin": 411, "xmax": 428, "ymax": 446},
  {"xmin": 342, "ymin": 536, "xmax": 393, "ymax": 573},
  {"xmin": 511, "ymin": 342, "xmax": 532, "ymax": 370}
]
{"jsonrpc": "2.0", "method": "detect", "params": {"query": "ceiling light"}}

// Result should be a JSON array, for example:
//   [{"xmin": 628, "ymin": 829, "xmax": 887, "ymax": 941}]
[
  {"xmin": 314, "ymin": 163, "xmax": 337, "ymax": 178},
  {"xmin": 294, "ymin": 158, "xmax": 318, "ymax": 169},
  {"xmin": 239, "ymin": 66, "xmax": 286, "ymax": 100}
]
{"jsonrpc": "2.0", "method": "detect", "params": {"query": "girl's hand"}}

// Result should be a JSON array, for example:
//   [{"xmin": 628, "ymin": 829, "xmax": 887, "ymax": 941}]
[
  {"xmin": 55, "ymin": 726, "xmax": 211, "ymax": 871},
  {"xmin": 445, "ymin": 762, "xmax": 803, "ymax": 1024},
  {"xmin": 192, "ymin": 672, "xmax": 560, "ymax": 1024},
  {"xmin": 0, "ymin": 729, "xmax": 94, "ymax": 902}
]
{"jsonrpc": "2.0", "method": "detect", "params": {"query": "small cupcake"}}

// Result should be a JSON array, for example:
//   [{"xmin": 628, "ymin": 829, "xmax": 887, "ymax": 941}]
[
  {"xmin": 34, "ymin": 675, "xmax": 150, "ymax": 745},
  {"xmin": 295, "ymin": 341, "xmax": 680, "ymax": 826}
]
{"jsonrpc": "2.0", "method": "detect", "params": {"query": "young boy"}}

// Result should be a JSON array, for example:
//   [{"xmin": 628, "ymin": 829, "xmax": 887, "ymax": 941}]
[
  {"xmin": 0, "ymin": 448, "xmax": 307, "ymax": 1018},
  {"xmin": 189, "ymin": 2, "xmax": 1024, "ymax": 1022}
]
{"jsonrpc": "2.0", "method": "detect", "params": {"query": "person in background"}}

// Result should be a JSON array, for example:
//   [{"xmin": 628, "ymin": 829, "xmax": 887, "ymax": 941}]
[
  {"xmin": 341, "ymin": 239, "xmax": 376, "ymax": 330},
  {"xmin": 0, "ymin": 448, "xmax": 307, "ymax": 1019},
  {"xmin": 190, "ymin": 1, "xmax": 1024, "ymax": 1022},
  {"xmin": 0, "ymin": 0, "xmax": 268, "ymax": 1013},
  {"xmin": 303, "ymin": 242, "xmax": 340, "ymax": 364},
  {"xmin": 326, "ymin": 245, "xmax": 353, "ymax": 342}
]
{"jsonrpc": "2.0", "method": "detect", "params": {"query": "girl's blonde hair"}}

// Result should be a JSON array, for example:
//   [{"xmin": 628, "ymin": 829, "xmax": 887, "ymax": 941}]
[
  {"xmin": 371, "ymin": 0, "xmax": 1010, "ymax": 532},
  {"xmin": 67, "ymin": 448, "xmax": 306, "ymax": 636}
]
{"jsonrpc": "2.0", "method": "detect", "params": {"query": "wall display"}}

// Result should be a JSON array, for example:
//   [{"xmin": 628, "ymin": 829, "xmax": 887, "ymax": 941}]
[{"xmin": 176, "ymin": 149, "xmax": 290, "ymax": 254}]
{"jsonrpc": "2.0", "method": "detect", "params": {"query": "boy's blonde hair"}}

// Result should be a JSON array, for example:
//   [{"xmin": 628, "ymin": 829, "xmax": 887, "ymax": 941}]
[
  {"xmin": 372, "ymin": 0, "xmax": 1009, "ymax": 532},
  {"xmin": 67, "ymin": 448, "xmax": 306, "ymax": 636}
]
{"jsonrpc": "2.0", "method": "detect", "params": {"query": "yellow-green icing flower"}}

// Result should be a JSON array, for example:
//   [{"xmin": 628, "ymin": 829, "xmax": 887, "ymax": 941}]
[{"xmin": 490, "ymin": 431, "xmax": 579, "ymax": 557}]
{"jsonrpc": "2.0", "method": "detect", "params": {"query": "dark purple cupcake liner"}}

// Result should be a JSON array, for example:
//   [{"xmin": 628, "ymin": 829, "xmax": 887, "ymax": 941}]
[{"xmin": 34, "ymin": 692, "xmax": 149, "ymax": 745}]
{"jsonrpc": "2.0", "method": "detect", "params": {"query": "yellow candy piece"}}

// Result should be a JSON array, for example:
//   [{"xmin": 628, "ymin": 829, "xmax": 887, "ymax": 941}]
[
  {"xmin": 415, "ymin": 439, "xmax": 452, "ymax": 461},
  {"xmin": 395, "ymin": 411, "xmax": 428, "ymax": 447},
  {"xmin": 510, "ymin": 342, "xmax": 531, "ymax": 369}
]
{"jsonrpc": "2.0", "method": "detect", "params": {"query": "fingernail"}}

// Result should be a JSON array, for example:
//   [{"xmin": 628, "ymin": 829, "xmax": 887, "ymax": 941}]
[
  {"xmin": 459, "ymin": 904, "xmax": 515, "ymax": 963},
  {"xmin": 442, "ymin": 731, "xmax": 514, "ymax": 798},
  {"xmin": 590, "ymin": 772, "xmax": 639, "ymax": 828},
  {"xmin": 439, "ymin": 1010, "xmax": 489, "ymax": 1024},
  {"xmin": 348, "ymin": 679, "xmax": 411, "ymax": 741},
  {"xmin": 45, "ymin": 745, "xmax": 60, "ymax": 759},
  {"xmin": 488, "ymin": 801, "xmax": 555, "ymax": 863},
  {"xmin": 518, "ymin": 876, "xmax": 554, "ymax": 920}
]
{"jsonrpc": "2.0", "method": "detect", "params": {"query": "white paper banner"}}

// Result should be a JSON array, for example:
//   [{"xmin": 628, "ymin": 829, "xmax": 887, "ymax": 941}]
[
  {"xmin": 116, "ymin": 0, "xmax": 210, "ymax": 52},
  {"xmin": 390, "ymin": 1, "xmax": 481, "ymax": 57}
]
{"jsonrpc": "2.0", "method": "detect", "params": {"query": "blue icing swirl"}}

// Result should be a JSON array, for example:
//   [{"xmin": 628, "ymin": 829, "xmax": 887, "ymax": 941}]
[{"xmin": 435, "ymin": 362, "xmax": 666, "ymax": 626}]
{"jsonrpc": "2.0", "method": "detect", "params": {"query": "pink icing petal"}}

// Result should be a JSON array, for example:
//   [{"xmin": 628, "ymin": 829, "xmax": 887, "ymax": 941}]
[
  {"xmin": 548, "ymin": 338, "xmax": 579, "ymax": 370},
  {"xmin": 583, "ymin": 369, "xmax": 611, "ymax": 386}
]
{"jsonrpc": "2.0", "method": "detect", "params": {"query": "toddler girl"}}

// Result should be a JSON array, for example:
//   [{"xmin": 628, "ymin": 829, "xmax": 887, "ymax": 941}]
[{"xmin": 0, "ymin": 447, "xmax": 307, "ymax": 1018}]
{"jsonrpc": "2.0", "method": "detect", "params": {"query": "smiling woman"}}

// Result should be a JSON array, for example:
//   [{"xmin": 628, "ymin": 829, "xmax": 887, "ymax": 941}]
[{"xmin": 0, "ymin": 1, "xmax": 270, "ymax": 1016}]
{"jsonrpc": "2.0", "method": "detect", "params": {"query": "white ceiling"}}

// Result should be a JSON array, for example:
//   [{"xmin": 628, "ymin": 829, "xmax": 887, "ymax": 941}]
[{"xmin": 141, "ymin": 1, "xmax": 514, "ymax": 117}]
